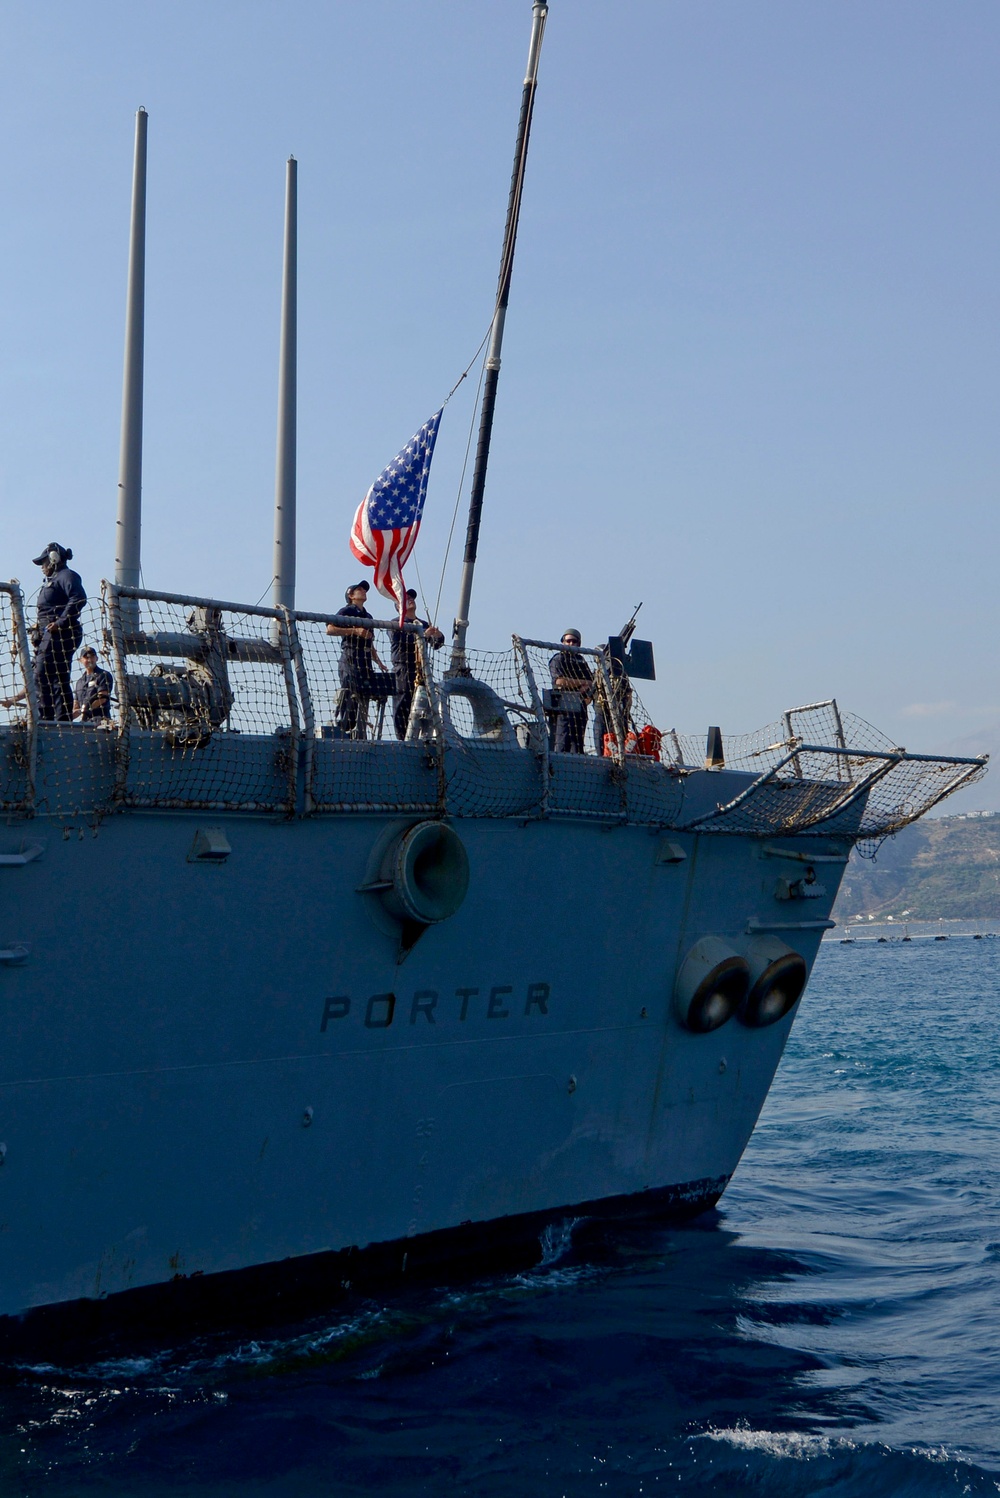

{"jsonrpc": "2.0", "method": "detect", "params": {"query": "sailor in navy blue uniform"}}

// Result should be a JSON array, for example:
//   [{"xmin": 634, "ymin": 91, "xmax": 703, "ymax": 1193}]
[
  {"xmin": 31, "ymin": 543, "xmax": 87, "ymax": 721},
  {"xmin": 325, "ymin": 582, "xmax": 392, "ymax": 738},
  {"xmin": 548, "ymin": 629, "xmax": 593, "ymax": 753},
  {"xmin": 389, "ymin": 589, "xmax": 444, "ymax": 740},
  {"xmin": 73, "ymin": 647, "xmax": 114, "ymax": 722}
]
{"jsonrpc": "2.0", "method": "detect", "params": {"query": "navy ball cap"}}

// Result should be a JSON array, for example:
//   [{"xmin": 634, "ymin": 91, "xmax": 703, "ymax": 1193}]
[{"xmin": 33, "ymin": 542, "xmax": 71, "ymax": 566}]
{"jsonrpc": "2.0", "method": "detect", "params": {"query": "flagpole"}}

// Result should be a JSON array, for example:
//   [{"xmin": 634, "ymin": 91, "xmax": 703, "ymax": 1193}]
[
  {"xmin": 273, "ymin": 156, "xmax": 297, "ymax": 617},
  {"xmin": 116, "ymin": 107, "xmax": 148, "ymax": 634},
  {"xmin": 449, "ymin": 0, "xmax": 548, "ymax": 674}
]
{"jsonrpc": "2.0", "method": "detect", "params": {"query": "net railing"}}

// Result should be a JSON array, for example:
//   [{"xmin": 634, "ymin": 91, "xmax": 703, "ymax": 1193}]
[
  {"xmin": 515, "ymin": 639, "xmax": 661, "ymax": 760},
  {"xmin": 665, "ymin": 700, "xmax": 889, "ymax": 775},
  {"xmin": 670, "ymin": 699, "xmax": 986, "ymax": 840},
  {"xmin": 101, "ymin": 587, "xmax": 301, "ymax": 812},
  {"xmin": 0, "ymin": 582, "xmax": 35, "ymax": 811},
  {"xmin": 292, "ymin": 610, "xmax": 440, "ymax": 814},
  {"xmin": 678, "ymin": 740, "xmax": 988, "ymax": 842},
  {"xmin": 0, "ymin": 582, "xmax": 986, "ymax": 838},
  {"xmin": 38, "ymin": 594, "xmax": 118, "ymax": 819},
  {"xmin": 431, "ymin": 646, "xmax": 548, "ymax": 819}
]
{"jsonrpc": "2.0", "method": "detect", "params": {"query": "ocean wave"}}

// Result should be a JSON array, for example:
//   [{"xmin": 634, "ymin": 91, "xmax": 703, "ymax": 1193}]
[{"xmin": 695, "ymin": 1426, "xmax": 1000, "ymax": 1493}]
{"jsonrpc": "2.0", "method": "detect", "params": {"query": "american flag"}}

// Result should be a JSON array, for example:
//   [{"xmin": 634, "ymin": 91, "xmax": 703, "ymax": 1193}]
[{"xmin": 350, "ymin": 409, "xmax": 442, "ymax": 619}]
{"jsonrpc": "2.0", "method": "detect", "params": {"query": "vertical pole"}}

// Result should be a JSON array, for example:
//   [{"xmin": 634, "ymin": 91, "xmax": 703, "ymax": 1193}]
[
  {"xmin": 449, "ymin": 1, "xmax": 548, "ymax": 673},
  {"xmin": 8, "ymin": 583, "xmax": 38, "ymax": 809},
  {"xmin": 116, "ymin": 107, "xmax": 147, "ymax": 605},
  {"xmin": 273, "ymin": 156, "xmax": 297, "ymax": 616}
]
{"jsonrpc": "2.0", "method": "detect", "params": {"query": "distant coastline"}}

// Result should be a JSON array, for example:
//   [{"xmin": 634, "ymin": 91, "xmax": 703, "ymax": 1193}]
[{"xmin": 833, "ymin": 812, "xmax": 1000, "ymax": 921}]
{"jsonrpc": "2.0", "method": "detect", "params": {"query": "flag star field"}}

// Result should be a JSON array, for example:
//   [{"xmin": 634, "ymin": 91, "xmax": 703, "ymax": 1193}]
[{"xmin": 350, "ymin": 409, "xmax": 443, "ymax": 614}]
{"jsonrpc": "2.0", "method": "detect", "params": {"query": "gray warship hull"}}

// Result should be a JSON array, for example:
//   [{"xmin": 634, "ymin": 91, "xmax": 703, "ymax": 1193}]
[
  {"xmin": 0, "ymin": 796, "xmax": 829, "ymax": 1320},
  {"xmin": 6, "ymin": 6, "xmax": 987, "ymax": 1338},
  {"xmin": 0, "ymin": 583, "xmax": 984, "ymax": 1329},
  {"xmin": 2, "ymin": 8, "xmax": 987, "ymax": 1340}
]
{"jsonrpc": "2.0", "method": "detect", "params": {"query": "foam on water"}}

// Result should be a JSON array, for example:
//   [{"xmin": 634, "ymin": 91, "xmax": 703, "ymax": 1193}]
[{"xmin": 2, "ymin": 940, "xmax": 999, "ymax": 1495}]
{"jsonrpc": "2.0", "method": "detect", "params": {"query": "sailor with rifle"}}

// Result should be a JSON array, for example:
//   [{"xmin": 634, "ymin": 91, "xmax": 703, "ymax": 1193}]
[{"xmin": 593, "ymin": 603, "xmax": 640, "ymax": 753}]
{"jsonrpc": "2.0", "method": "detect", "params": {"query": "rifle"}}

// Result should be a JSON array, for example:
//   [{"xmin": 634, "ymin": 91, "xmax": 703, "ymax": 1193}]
[
  {"xmin": 617, "ymin": 602, "xmax": 642, "ymax": 650},
  {"xmin": 607, "ymin": 602, "xmax": 655, "ymax": 682}
]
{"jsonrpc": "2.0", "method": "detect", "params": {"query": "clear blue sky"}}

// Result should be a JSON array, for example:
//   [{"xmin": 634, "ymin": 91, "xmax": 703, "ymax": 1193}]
[{"xmin": 2, "ymin": 0, "xmax": 998, "ymax": 796}]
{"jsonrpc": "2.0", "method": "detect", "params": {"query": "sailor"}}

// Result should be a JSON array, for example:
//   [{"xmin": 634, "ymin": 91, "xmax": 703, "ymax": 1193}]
[
  {"xmin": 548, "ymin": 629, "xmax": 593, "ymax": 753},
  {"xmin": 73, "ymin": 646, "xmax": 114, "ymax": 722},
  {"xmin": 5, "ymin": 543, "xmax": 88, "ymax": 722},
  {"xmin": 389, "ymin": 588, "xmax": 445, "ymax": 740},
  {"xmin": 325, "ymin": 582, "xmax": 392, "ymax": 739}
]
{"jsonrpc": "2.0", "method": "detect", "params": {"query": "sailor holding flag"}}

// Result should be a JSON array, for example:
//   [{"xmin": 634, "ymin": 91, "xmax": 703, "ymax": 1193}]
[{"xmin": 329, "ymin": 410, "xmax": 443, "ymax": 738}]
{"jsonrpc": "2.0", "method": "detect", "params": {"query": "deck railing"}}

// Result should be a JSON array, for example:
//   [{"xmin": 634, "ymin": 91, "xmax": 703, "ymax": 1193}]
[{"xmin": 0, "ymin": 580, "xmax": 986, "ymax": 838}]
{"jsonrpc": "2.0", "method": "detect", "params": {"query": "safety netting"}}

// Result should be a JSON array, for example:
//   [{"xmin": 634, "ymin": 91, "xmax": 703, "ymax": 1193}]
[
  {"xmin": 104, "ymin": 590, "xmax": 301, "ymax": 812},
  {"xmin": 676, "ymin": 703, "xmax": 987, "ymax": 840},
  {"xmin": 293, "ymin": 612, "xmax": 439, "ymax": 813},
  {"xmin": 0, "ymin": 583, "xmax": 33, "ymax": 812},
  {"xmin": 667, "ymin": 700, "xmax": 886, "ymax": 777},
  {"xmin": 0, "ymin": 582, "xmax": 985, "ymax": 840},
  {"xmin": 433, "ymin": 648, "xmax": 548, "ymax": 819},
  {"xmin": 0, "ymin": 588, "xmax": 121, "ymax": 820},
  {"xmin": 508, "ymin": 640, "xmax": 685, "ymax": 822}
]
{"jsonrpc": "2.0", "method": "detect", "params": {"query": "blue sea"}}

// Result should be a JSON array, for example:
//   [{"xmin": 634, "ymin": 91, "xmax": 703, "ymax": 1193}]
[{"xmin": 3, "ymin": 937, "xmax": 999, "ymax": 1496}]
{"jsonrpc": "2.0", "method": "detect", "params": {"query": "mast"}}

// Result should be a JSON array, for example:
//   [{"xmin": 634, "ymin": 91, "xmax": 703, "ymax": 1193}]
[
  {"xmin": 272, "ymin": 156, "xmax": 297, "ymax": 615},
  {"xmin": 449, "ymin": 0, "xmax": 548, "ymax": 671},
  {"xmin": 115, "ymin": 107, "xmax": 148, "ymax": 609}
]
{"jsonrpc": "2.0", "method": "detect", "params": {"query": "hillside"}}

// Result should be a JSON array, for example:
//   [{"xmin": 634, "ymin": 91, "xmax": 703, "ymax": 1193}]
[{"xmin": 833, "ymin": 813, "xmax": 1000, "ymax": 921}]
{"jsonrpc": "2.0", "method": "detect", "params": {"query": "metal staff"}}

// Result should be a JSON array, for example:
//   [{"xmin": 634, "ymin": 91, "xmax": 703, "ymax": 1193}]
[
  {"xmin": 449, "ymin": 0, "xmax": 549, "ymax": 673},
  {"xmin": 115, "ymin": 107, "xmax": 148, "ymax": 628},
  {"xmin": 273, "ymin": 156, "xmax": 298, "ymax": 616}
]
